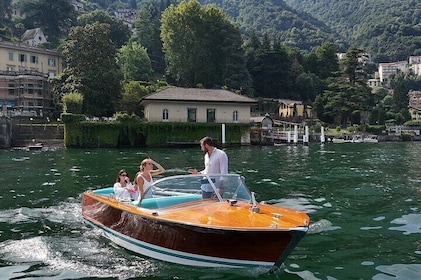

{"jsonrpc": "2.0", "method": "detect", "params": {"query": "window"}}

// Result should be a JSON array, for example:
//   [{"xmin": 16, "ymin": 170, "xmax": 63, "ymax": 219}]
[
  {"xmin": 162, "ymin": 108, "xmax": 169, "ymax": 121},
  {"xmin": 207, "ymin": 108, "xmax": 216, "ymax": 123},
  {"xmin": 19, "ymin": 54, "xmax": 27, "ymax": 62},
  {"xmin": 187, "ymin": 108, "xmax": 197, "ymax": 122},
  {"xmin": 28, "ymin": 101, "xmax": 34, "ymax": 107},
  {"xmin": 28, "ymin": 84, "xmax": 34, "ymax": 94},
  {"xmin": 48, "ymin": 71, "xmax": 56, "ymax": 78},
  {"xmin": 30, "ymin": 55, "xmax": 38, "ymax": 64},
  {"xmin": 6, "ymin": 65, "xmax": 15, "ymax": 72},
  {"xmin": 8, "ymin": 52, "xmax": 13, "ymax": 61},
  {"xmin": 8, "ymin": 84, "xmax": 14, "ymax": 95},
  {"xmin": 233, "ymin": 110, "xmax": 239, "ymax": 122},
  {"xmin": 48, "ymin": 58, "xmax": 56, "ymax": 66}
]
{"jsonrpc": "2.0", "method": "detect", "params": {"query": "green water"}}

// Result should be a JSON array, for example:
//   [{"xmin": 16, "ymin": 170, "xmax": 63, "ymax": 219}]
[{"xmin": 0, "ymin": 143, "xmax": 420, "ymax": 279}]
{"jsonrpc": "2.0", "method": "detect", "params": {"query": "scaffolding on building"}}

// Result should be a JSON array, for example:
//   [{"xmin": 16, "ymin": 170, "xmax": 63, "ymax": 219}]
[{"xmin": 0, "ymin": 70, "xmax": 53, "ymax": 116}]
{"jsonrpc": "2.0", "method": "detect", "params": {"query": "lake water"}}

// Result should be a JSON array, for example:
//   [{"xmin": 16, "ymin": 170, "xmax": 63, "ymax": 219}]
[{"xmin": 0, "ymin": 142, "xmax": 420, "ymax": 279}]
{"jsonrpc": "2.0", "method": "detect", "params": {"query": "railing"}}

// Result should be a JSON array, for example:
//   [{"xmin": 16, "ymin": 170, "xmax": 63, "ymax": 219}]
[{"xmin": 0, "ymin": 70, "xmax": 48, "ymax": 78}]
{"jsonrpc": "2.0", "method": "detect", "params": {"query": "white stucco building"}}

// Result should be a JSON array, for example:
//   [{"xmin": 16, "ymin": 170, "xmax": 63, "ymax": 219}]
[{"xmin": 21, "ymin": 28, "xmax": 47, "ymax": 47}]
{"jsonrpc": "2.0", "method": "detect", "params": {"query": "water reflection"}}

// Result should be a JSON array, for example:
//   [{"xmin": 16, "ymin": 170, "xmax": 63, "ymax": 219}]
[
  {"xmin": 374, "ymin": 264, "xmax": 421, "ymax": 279},
  {"xmin": 389, "ymin": 214, "xmax": 421, "ymax": 235}
]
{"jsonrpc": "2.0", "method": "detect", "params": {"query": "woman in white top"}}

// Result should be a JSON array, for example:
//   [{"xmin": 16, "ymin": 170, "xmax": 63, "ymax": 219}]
[
  {"xmin": 113, "ymin": 169, "xmax": 137, "ymax": 201},
  {"xmin": 135, "ymin": 158, "xmax": 165, "ymax": 198}
]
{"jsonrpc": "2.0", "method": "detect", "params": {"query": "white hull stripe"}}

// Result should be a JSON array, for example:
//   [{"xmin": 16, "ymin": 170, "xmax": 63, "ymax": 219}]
[{"xmin": 85, "ymin": 218, "xmax": 273, "ymax": 268}]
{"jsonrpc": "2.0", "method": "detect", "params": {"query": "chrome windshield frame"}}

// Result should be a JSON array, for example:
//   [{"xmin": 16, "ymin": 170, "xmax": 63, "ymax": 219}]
[{"xmin": 143, "ymin": 174, "xmax": 252, "ymax": 203}]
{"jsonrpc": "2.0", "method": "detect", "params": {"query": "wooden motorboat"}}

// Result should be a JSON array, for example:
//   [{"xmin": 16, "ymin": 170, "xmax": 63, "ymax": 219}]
[{"xmin": 82, "ymin": 174, "xmax": 310, "ymax": 273}]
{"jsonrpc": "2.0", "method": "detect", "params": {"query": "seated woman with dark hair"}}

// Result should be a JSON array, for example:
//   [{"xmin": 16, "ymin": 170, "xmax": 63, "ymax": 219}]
[{"xmin": 114, "ymin": 169, "xmax": 137, "ymax": 201}]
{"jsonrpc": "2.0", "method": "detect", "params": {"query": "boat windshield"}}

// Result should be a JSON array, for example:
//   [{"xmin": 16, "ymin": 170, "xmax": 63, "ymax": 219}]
[{"xmin": 139, "ymin": 174, "xmax": 252, "ymax": 209}]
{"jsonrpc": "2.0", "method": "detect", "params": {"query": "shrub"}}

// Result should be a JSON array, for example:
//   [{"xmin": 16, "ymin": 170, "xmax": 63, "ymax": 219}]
[
  {"xmin": 60, "ymin": 113, "xmax": 86, "ymax": 123},
  {"xmin": 366, "ymin": 125, "xmax": 386, "ymax": 134},
  {"xmin": 114, "ymin": 112, "xmax": 140, "ymax": 122},
  {"xmin": 63, "ymin": 92, "xmax": 83, "ymax": 114},
  {"xmin": 404, "ymin": 120, "xmax": 421, "ymax": 126}
]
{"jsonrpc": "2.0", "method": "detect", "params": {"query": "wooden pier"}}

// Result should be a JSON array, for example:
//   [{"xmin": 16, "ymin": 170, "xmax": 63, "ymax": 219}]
[{"xmin": 251, "ymin": 125, "xmax": 327, "ymax": 146}]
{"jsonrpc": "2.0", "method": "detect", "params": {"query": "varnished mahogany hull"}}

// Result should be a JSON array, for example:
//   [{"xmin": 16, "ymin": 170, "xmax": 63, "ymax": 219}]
[{"xmin": 82, "ymin": 193, "xmax": 308, "ymax": 269}]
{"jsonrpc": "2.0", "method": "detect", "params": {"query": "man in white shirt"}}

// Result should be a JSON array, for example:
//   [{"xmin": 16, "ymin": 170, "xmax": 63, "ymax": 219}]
[{"xmin": 188, "ymin": 136, "xmax": 228, "ymax": 198}]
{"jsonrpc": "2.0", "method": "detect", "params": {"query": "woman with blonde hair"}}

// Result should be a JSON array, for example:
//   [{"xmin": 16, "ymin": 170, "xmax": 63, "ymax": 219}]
[{"xmin": 135, "ymin": 158, "xmax": 165, "ymax": 198}]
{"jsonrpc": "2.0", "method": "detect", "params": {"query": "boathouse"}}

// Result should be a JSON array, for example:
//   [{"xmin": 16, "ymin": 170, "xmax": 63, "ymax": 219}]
[{"xmin": 139, "ymin": 87, "xmax": 257, "ymax": 123}]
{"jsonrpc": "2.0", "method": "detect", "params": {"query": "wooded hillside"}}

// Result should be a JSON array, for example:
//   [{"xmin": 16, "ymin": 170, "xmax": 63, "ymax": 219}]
[
  {"xmin": 58, "ymin": 0, "xmax": 421, "ymax": 62},
  {"xmin": 284, "ymin": 0, "xmax": 421, "ymax": 62}
]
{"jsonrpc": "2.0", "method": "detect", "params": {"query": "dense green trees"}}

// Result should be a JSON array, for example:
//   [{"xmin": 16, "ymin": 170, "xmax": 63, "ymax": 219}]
[
  {"xmin": 2, "ymin": 0, "xmax": 419, "ymax": 125},
  {"xmin": 202, "ymin": 0, "xmax": 338, "ymax": 51},
  {"xmin": 117, "ymin": 41, "xmax": 154, "ymax": 82},
  {"xmin": 0, "ymin": 0, "xmax": 12, "ymax": 39},
  {"xmin": 58, "ymin": 23, "xmax": 123, "ymax": 117},
  {"xmin": 161, "ymin": 0, "xmax": 251, "ymax": 91},
  {"xmin": 134, "ymin": 4, "xmax": 169, "ymax": 74},
  {"xmin": 15, "ymin": 0, "xmax": 77, "ymax": 45},
  {"xmin": 80, "ymin": 0, "xmax": 421, "ymax": 63},
  {"xmin": 6, "ymin": 0, "xmax": 421, "ymax": 64},
  {"xmin": 244, "ymin": 34, "xmax": 293, "ymax": 98},
  {"xmin": 314, "ymin": 48, "xmax": 375, "ymax": 126},
  {"xmin": 119, "ymin": 81, "xmax": 150, "ymax": 116},
  {"xmin": 284, "ymin": 0, "xmax": 421, "ymax": 62},
  {"xmin": 242, "ymin": 37, "xmax": 339, "ymax": 102},
  {"xmin": 77, "ymin": 9, "xmax": 131, "ymax": 48}
]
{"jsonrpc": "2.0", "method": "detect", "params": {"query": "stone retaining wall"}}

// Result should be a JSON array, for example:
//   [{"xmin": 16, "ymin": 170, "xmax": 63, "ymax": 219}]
[{"xmin": 11, "ymin": 123, "xmax": 64, "ymax": 148}]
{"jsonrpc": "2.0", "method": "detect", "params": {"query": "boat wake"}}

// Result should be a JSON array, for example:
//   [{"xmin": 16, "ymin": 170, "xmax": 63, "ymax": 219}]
[
  {"xmin": 308, "ymin": 219, "xmax": 340, "ymax": 234},
  {"xmin": 0, "ymin": 234, "xmax": 159, "ymax": 279},
  {"xmin": 0, "ymin": 200, "xmax": 161, "ymax": 279}
]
